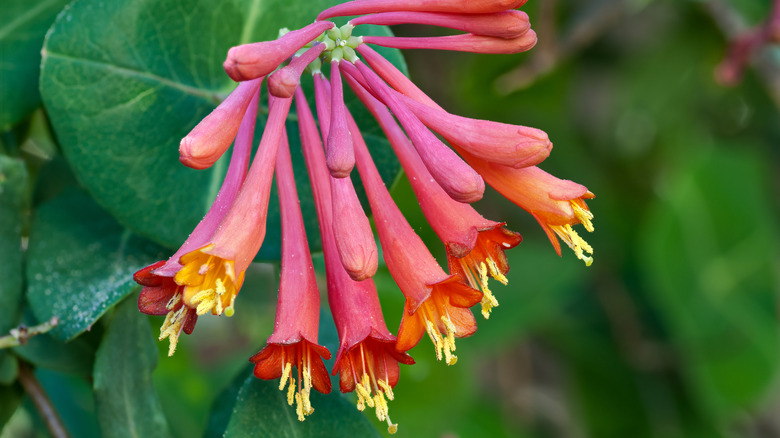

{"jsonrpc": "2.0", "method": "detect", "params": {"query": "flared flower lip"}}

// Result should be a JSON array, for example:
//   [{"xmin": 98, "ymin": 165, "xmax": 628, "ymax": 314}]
[
  {"xmin": 250, "ymin": 338, "xmax": 333, "ymax": 395},
  {"xmin": 135, "ymin": 260, "xmax": 176, "ymax": 315},
  {"xmin": 260, "ymin": 333, "xmax": 332, "ymax": 360},
  {"xmin": 395, "ymin": 288, "xmax": 480, "ymax": 352},
  {"xmin": 332, "ymin": 330, "xmax": 415, "ymax": 376}
]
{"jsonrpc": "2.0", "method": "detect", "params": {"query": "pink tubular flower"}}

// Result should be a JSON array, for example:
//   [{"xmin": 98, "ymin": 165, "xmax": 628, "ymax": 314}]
[
  {"xmin": 466, "ymin": 156, "xmax": 595, "ymax": 265},
  {"xmin": 296, "ymin": 88, "xmax": 412, "ymax": 433},
  {"xmin": 146, "ymin": 0, "xmax": 597, "ymax": 428},
  {"xmin": 223, "ymin": 21, "xmax": 335, "ymax": 81},
  {"xmin": 318, "ymin": 0, "xmax": 528, "ymax": 19},
  {"xmin": 353, "ymin": 60, "xmax": 485, "ymax": 203},
  {"xmin": 351, "ymin": 116, "xmax": 482, "ymax": 364},
  {"xmin": 349, "ymin": 10, "xmax": 531, "ymax": 39},
  {"xmin": 356, "ymin": 44, "xmax": 441, "ymax": 109},
  {"xmin": 394, "ymin": 90, "xmax": 552, "ymax": 168},
  {"xmin": 268, "ymin": 43, "xmax": 326, "ymax": 98},
  {"xmin": 360, "ymin": 31, "xmax": 537, "ymax": 54},
  {"xmin": 250, "ymin": 132, "xmax": 331, "ymax": 422},
  {"xmin": 326, "ymin": 61, "xmax": 355, "ymax": 178},
  {"xmin": 330, "ymin": 176, "xmax": 378, "ymax": 281},
  {"xmin": 134, "ymin": 87, "xmax": 259, "ymax": 356},
  {"xmin": 179, "ymin": 78, "xmax": 263, "ymax": 169},
  {"xmin": 345, "ymin": 74, "xmax": 521, "ymax": 319},
  {"xmin": 327, "ymin": 77, "xmax": 481, "ymax": 363},
  {"xmin": 314, "ymin": 72, "xmax": 378, "ymax": 281},
  {"xmin": 174, "ymin": 95, "xmax": 293, "ymax": 320}
]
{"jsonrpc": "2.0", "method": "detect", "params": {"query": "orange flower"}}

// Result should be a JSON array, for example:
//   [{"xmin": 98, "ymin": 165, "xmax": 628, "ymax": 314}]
[
  {"xmin": 174, "ymin": 95, "xmax": 294, "ymax": 317},
  {"xmin": 447, "ymin": 225, "xmax": 522, "ymax": 318},
  {"xmin": 344, "ymin": 72, "xmax": 521, "ymax": 319},
  {"xmin": 134, "ymin": 261, "xmax": 198, "ymax": 357},
  {"xmin": 334, "ymin": 337, "xmax": 413, "ymax": 434},
  {"xmin": 249, "ymin": 131, "xmax": 331, "ymax": 421},
  {"xmin": 133, "ymin": 86, "xmax": 259, "ymax": 356},
  {"xmin": 344, "ymin": 92, "xmax": 482, "ymax": 364},
  {"xmin": 251, "ymin": 341, "xmax": 331, "ymax": 421},
  {"xmin": 296, "ymin": 88, "xmax": 412, "ymax": 433},
  {"xmin": 395, "ymin": 277, "xmax": 482, "ymax": 365},
  {"xmin": 466, "ymin": 157, "xmax": 595, "ymax": 265}
]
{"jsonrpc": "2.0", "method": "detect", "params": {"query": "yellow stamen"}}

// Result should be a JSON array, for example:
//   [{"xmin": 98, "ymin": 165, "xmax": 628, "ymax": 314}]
[
  {"xmin": 551, "ymin": 223, "xmax": 593, "ymax": 266},
  {"xmin": 349, "ymin": 346, "xmax": 398, "ymax": 433},
  {"xmin": 279, "ymin": 362, "xmax": 292, "ymax": 391},
  {"xmin": 486, "ymin": 258, "xmax": 508, "ymax": 285},
  {"xmin": 176, "ymin": 248, "xmax": 240, "ymax": 316},
  {"xmin": 458, "ymin": 256, "xmax": 503, "ymax": 319},
  {"xmin": 423, "ymin": 312, "xmax": 458, "ymax": 365},
  {"xmin": 276, "ymin": 352, "xmax": 315, "ymax": 421},
  {"xmin": 287, "ymin": 376, "xmax": 296, "ymax": 406},
  {"xmin": 295, "ymin": 393, "xmax": 304, "ymax": 421},
  {"xmin": 572, "ymin": 202, "xmax": 595, "ymax": 232},
  {"xmin": 378, "ymin": 379, "xmax": 394, "ymax": 401},
  {"xmin": 355, "ymin": 377, "xmax": 371, "ymax": 410},
  {"xmin": 159, "ymin": 300, "xmax": 187, "ymax": 357}
]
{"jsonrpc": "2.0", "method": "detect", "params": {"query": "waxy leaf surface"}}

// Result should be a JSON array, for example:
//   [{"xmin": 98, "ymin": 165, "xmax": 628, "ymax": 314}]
[{"xmin": 26, "ymin": 189, "xmax": 168, "ymax": 340}]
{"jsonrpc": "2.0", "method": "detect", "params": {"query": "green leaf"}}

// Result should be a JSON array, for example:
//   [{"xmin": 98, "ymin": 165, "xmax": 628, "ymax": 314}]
[
  {"xmin": 219, "ymin": 366, "xmax": 381, "ymax": 438},
  {"xmin": 0, "ymin": 0, "xmax": 69, "ymax": 130},
  {"xmin": 0, "ymin": 155, "xmax": 27, "ymax": 334},
  {"xmin": 94, "ymin": 297, "xmax": 172, "ymax": 438},
  {"xmin": 35, "ymin": 368, "xmax": 101, "ymax": 437},
  {"xmin": 0, "ymin": 383, "xmax": 23, "ymax": 433},
  {"xmin": 40, "ymin": 0, "xmax": 405, "ymax": 260},
  {"xmin": 641, "ymin": 148, "xmax": 780, "ymax": 421},
  {"xmin": 203, "ymin": 366, "xmax": 252, "ymax": 438},
  {"xmin": 13, "ymin": 333, "xmax": 97, "ymax": 376},
  {"xmin": 0, "ymin": 352, "xmax": 18, "ymax": 385},
  {"xmin": 26, "ymin": 189, "xmax": 168, "ymax": 340}
]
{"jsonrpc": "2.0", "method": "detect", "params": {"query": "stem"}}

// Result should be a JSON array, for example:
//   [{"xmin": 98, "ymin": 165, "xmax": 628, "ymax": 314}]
[
  {"xmin": 0, "ymin": 317, "xmax": 59, "ymax": 349},
  {"xmin": 17, "ymin": 360, "xmax": 70, "ymax": 438}
]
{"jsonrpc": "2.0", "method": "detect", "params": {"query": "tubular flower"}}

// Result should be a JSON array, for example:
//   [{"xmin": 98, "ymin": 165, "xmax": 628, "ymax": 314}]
[
  {"xmin": 331, "ymin": 80, "xmax": 482, "ymax": 364},
  {"xmin": 174, "ymin": 94, "xmax": 294, "ymax": 319},
  {"xmin": 136, "ymin": 0, "xmax": 596, "ymax": 428},
  {"xmin": 133, "ymin": 86, "xmax": 259, "ymax": 356},
  {"xmin": 466, "ymin": 157, "xmax": 595, "ymax": 265},
  {"xmin": 296, "ymin": 88, "xmax": 413, "ymax": 433},
  {"xmin": 344, "ymin": 71, "xmax": 521, "ymax": 319},
  {"xmin": 179, "ymin": 78, "xmax": 263, "ymax": 169},
  {"xmin": 250, "ymin": 132, "xmax": 331, "ymax": 421}
]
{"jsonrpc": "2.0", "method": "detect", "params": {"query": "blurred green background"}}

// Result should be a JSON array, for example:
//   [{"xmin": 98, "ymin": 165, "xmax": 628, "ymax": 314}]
[{"xmin": 1, "ymin": 0, "xmax": 779, "ymax": 437}]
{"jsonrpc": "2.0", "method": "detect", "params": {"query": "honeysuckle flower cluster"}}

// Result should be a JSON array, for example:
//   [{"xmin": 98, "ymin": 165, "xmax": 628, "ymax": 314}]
[{"xmin": 133, "ymin": 0, "xmax": 595, "ymax": 432}]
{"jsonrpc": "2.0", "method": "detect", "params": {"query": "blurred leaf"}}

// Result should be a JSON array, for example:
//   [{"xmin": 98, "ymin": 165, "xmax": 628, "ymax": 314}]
[
  {"xmin": 13, "ymin": 333, "xmax": 96, "ymax": 376},
  {"xmin": 0, "ymin": 383, "xmax": 23, "ymax": 433},
  {"xmin": 0, "ymin": 155, "xmax": 27, "ymax": 333},
  {"xmin": 0, "ymin": 0, "xmax": 69, "ymax": 130},
  {"xmin": 26, "ymin": 189, "xmax": 168, "ymax": 340},
  {"xmin": 40, "ymin": 0, "xmax": 404, "ymax": 259},
  {"xmin": 32, "ymin": 154, "xmax": 80, "ymax": 206},
  {"xmin": 221, "ymin": 367, "xmax": 381, "ymax": 438},
  {"xmin": 641, "ymin": 148, "xmax": 780, "ymax": 421},
  {"xmin": 35, "ymin": 368, "xmax": 101, "ymax": 437},
  {"xmin": 94, "ymin": 297, "xmax": 171, "ymax": 438},
  {"xmin": 477, "ymin": 240, "xmax": 588, "ymax": 347},
  {"xmin": 203, "ymin": 366, "xmax": 252, "ymax": 438},
  {"xmin": 0, "ymin": 353, "xmax": 18, "ymax": 385}
]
